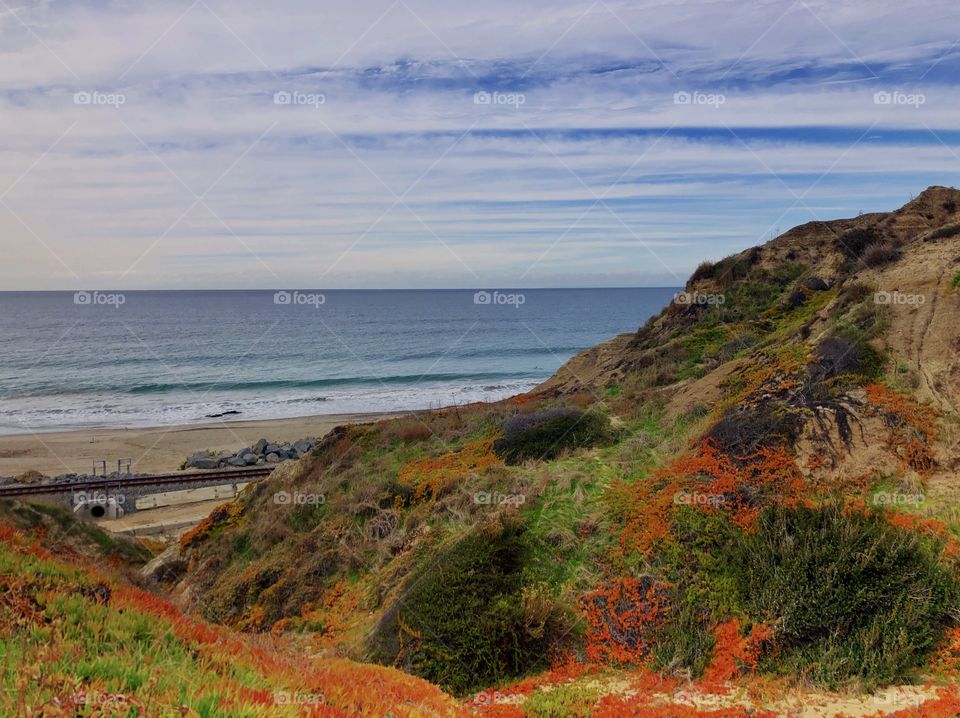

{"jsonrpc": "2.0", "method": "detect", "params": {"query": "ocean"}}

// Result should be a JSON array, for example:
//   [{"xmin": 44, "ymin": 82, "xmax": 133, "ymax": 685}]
[{"xmin": 0, "ymin": 288, "xmax": 678, "ymax": 434}]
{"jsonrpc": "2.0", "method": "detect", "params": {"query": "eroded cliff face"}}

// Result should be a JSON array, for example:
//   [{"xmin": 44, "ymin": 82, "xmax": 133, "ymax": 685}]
[
  {"xmin": 538, "ymin": 186, "xmax": 960, "ymax": 486},
  {"xmin": 541, "ymin": 186, "xmax": 960, "ymax": 398}
]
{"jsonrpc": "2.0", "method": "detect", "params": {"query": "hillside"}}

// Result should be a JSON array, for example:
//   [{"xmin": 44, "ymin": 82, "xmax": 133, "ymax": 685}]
[
  {"xmin": 8, "ymin": 186, "xmax": 960, "ymax": 716},
  {"xmin": 0, "ymin": 518, "xmax": 461, "ymax": 716}
]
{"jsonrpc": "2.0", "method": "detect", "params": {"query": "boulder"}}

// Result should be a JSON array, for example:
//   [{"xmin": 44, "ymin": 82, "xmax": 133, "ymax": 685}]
[
  {"xmin": 226, "ymin": 455, "xmax": 246, "ymax": 467},
  {"xmin": 266, "ymin": 452, "xmax": 281, "ymax": 463},
  {"xmin": 254, "ymin": 438, "xmax": 269, "ymax": 455},
  {"xmin": 186, "ymin": 452, "xmax": 220, "ymax": 470},
  {"xmin": 242, "ymin": 452, "xmax": 258, "ymax": 466},
  {"xmin": 265, "ymin": 443, "xmax": 280, "ymax": 454},
  {"xmin": 293, "ymin": 439, "xmax": 314, "ymax": 456},
  {"xmin": 141, "ymin": 545, "xmax": 187, "ymax": 584}
]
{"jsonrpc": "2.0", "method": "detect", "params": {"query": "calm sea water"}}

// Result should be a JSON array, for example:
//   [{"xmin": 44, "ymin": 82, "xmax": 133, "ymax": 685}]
[{"xmin": 0, "ymin": 289, "xmax": 677, "ymax": 434}]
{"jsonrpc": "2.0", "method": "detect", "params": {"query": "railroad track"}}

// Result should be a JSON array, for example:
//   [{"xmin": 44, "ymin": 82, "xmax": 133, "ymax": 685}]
[{"xmin": 0, "ymin": 466, "xmax": 275, "ymax": 498}]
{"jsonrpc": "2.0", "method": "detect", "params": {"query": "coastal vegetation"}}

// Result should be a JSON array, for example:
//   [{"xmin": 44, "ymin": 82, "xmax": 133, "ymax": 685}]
[{"xmin": 6, "ymin": 187, "xmax": 960, "ymax": 715}]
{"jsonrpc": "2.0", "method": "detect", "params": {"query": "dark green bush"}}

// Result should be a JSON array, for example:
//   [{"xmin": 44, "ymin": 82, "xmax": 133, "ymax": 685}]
[
  {"xmin": 493, "ymin": 408, "xmax": 612, "ymax": 465},
  {"xmin": 804, "ymin": 276, "xmax": 829, "ymax": 291},
  {"xmin": 837, "ymin": 226, "xmax": 883, "ymax": 258},
  {"xmin": 689, "ymin": 260, "xmax": 716, "ymax": 282},
  {"xmin": 861, "ymin": 242, "xmax": 901, "ymax": 267},
  {"xmin": 731, "ymin": 504, "xmax": 960, "ymax": 687},
  {"xmin": 712, "ymin": 247, "xmax": 761, "ymax": 288},
  {"xmin": 810, "ymin": 335, "xmax": 883, "ymax": 381},
  {"xmin": 652, "ymin": 509, "xmax": 745, "ymax": 677},
  {"xmin": 387, "ymin": 518, "xmax": 568, "ymax": 694},
  {"xmin": 926, "ymin": 223, "xmax": 960, "ymax": 241},
  {"xmin": 704, "ymin": 402, "xmax": 803, "ymax": 457}
]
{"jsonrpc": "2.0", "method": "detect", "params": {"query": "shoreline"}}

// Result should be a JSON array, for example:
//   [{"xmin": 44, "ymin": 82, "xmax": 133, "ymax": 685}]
[{"xmin": 0, "ymin": 411, "xmax": 412, "ymax": 477}]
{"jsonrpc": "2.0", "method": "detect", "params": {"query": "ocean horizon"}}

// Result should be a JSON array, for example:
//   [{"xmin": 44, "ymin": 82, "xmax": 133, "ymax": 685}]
[{"xmin": 0, "ymin": 288, "xmax": 679, "ymax": 434}]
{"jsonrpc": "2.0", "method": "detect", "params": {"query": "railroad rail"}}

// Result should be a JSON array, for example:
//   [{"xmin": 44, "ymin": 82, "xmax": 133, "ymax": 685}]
[{"xmin": 0, "ymin": 466, "xmax": 275, "ymax": 498}]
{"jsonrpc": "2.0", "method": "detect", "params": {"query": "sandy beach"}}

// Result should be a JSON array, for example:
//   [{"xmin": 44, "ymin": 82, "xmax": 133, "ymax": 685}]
[{"xmin": 0, "ymin": 412, "xmax": 407, "ymax": 477}]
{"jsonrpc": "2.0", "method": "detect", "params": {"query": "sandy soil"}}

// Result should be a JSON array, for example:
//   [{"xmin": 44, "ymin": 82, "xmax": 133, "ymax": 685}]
[
  {"xmin": 96, "ymin": 498, "xmax": 228, "ymax": 539},
  {"xmin": 0, "ymin": 411, "xmax": 408, "ymax": 477}
]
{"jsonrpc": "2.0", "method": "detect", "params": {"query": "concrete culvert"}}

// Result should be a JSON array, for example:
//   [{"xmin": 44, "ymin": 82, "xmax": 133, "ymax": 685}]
[{"xmin": 73, "ymin": 494, "xmax": 124, "ymax": 521}]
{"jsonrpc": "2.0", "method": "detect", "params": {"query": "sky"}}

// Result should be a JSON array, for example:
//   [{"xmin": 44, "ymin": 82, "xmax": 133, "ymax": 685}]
[{"xmin": 1, "ymin": 0, "xmax": 959, "ymax": 290}]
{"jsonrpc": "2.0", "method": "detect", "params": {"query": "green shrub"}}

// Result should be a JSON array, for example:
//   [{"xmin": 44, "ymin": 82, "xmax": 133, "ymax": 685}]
[
  {"xmin": 730, "ymin": 504, "xmax": 960, "ymax": 688},
  {"xmin": 493, "ymin": 409, "xmax": 612, "ymax": 465},
  {"xmin": 810, "ymin": 334, "xmax": 883, "ymax": 381},
  {"xmin": 704, "ymin": 402, "xmax": 803, "ymax": 456},
  {"xmin": 861, "ymin": 242, "xmax": 900, "ymax": 267},
  {"xmin": 654, "ymin": 509, "xmax": 741, "ymax": 677},
  {"xmin": 837, "ymin": 226, "xmax": 883, "ymax": 258},
  {"xmin": 387, "ymin": 518, "xmax": 569, "ymax": 695},
  {"xmin": 651, "ymin": 597, "xmax": 716, "ymax": 678},
  {"xmin": 926, "ymin": 223, "xmax": 960, "ymax": 242},
  {"xmin": 689, "ymin": 260, "xmax": 716, "ymax": 282},
  {"xmin": 523, "ymin": 683, "xmax": 598, "ymax": 717},
  {"xmin": 711, "ymin": 248, "xmax": 760, "ymax": 288}
]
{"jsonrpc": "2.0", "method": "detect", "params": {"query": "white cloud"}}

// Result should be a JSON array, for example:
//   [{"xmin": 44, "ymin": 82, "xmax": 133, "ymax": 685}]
[{"xmin": 1, "ymin": 0, "xmax": 959, "ymax": 288}]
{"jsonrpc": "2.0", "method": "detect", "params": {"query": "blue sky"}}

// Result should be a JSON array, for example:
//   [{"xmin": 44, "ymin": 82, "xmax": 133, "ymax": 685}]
[{"xmin": 1, "ymin": 0, "xmax": 959, "ymax": 289}]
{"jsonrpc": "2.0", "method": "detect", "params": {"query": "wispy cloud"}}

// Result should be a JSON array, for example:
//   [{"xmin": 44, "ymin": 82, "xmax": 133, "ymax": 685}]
[{"xmin": 1, "ymin": 0, "xmax": 959, "ymax": 288}]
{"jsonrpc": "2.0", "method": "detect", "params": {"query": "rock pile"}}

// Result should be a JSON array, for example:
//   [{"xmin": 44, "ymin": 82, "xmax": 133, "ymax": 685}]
[
  {"xmin": 0, "ymin": 469, "xmax": 151, "ymax": 487},
  {"xmin": 185, "ymin": 437, "xmax": 318, "ymax": 470}
]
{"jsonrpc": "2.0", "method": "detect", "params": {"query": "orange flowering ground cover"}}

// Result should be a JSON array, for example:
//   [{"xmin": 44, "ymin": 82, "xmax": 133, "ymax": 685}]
[
  {"xmin": 0, "ymin": 525, "xmax": 460, "ymax": 717},
  {"xmin": 613, "ymin": 439, "xmax": 804, "ymax": 558},
  {"xmin": 398, "ymin": 436, "xmax": 500, "ymax": 500},
  {"xmin": 580, "ymin": 576, "xmax": 672, "ymax": 665},
  {"xmin": 864, "ymin": 383, "xmax": 939, "ymax": 474}
]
